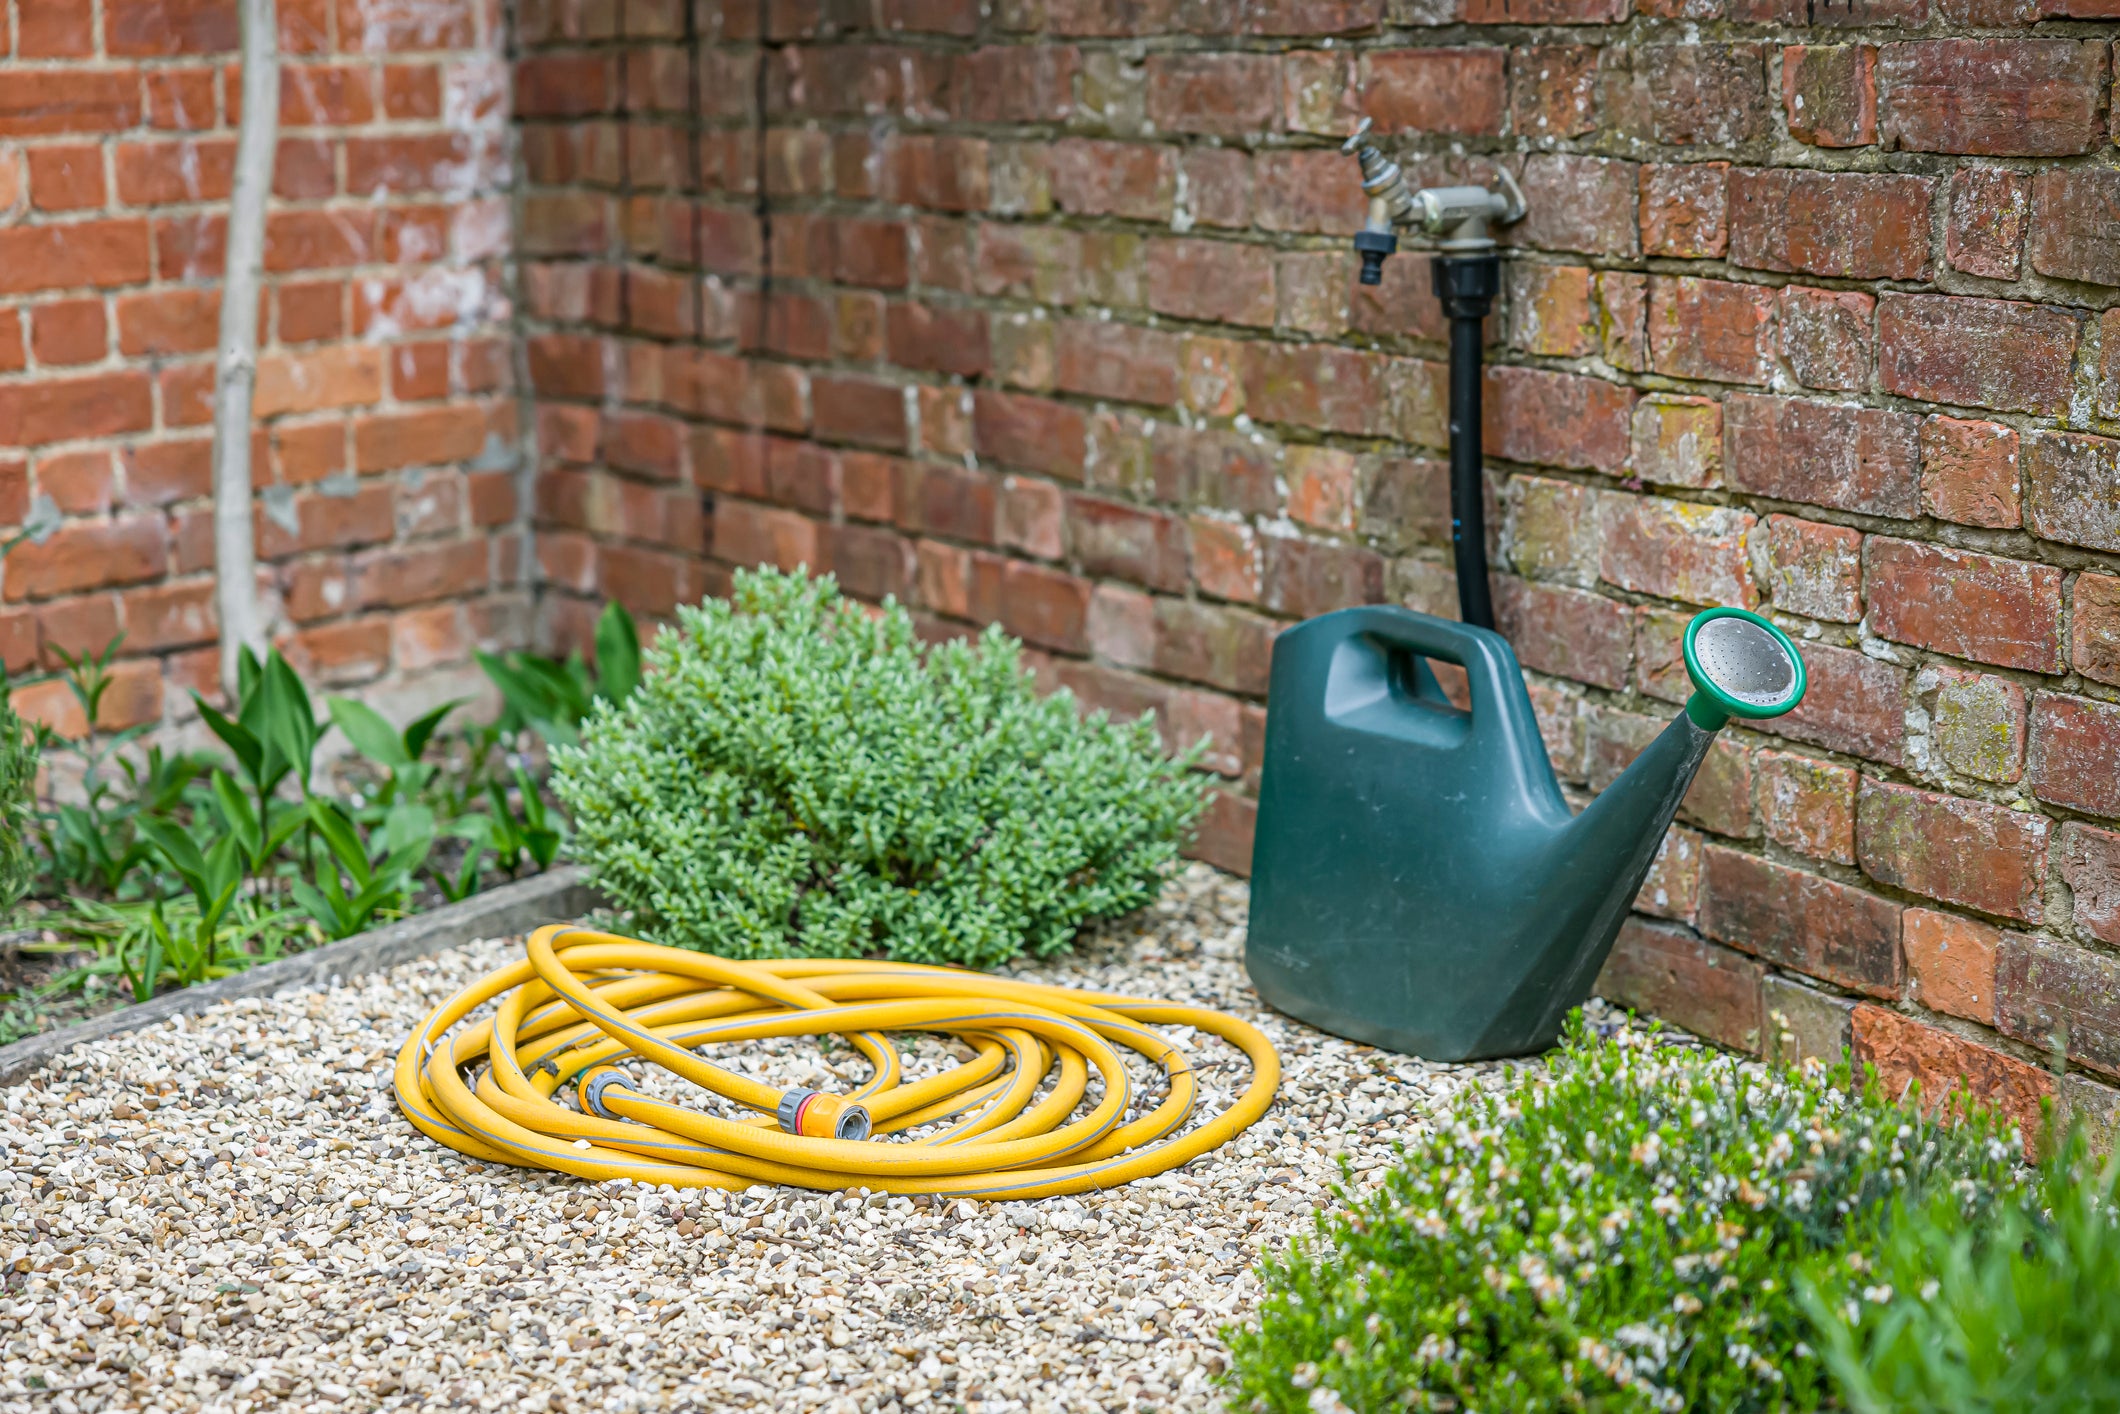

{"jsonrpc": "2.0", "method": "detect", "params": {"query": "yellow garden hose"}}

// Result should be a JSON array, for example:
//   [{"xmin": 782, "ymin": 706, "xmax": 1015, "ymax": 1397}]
[{"xmin": 395, "ymin": 924, "xmax": 1281, "ymax": 1199}]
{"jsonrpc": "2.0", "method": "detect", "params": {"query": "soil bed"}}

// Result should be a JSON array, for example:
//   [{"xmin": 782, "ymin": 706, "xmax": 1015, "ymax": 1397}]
[{"xmin": 0, "ymin": 865, "xmax": 1592, "ymax": 1413}]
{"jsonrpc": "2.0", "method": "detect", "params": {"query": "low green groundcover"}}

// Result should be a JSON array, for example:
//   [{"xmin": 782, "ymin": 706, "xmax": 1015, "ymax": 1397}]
[
  {"xmin": 1225, "ymin": 1019, "xmax": 2027, "ymax": 1413},
  {"xmin": 554, "ymin": 568, "xmax": 1209, "ymax": 968}
]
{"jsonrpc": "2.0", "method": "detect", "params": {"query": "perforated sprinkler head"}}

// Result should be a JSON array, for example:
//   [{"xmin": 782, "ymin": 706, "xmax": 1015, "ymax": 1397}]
[
  {"xmin": 777, "ymin": 1089, "xmax": 873, "ymax": 1142},
  {"xmin": 1681, "ymin": 607, "xmax": 1806, "ymax": 732}
]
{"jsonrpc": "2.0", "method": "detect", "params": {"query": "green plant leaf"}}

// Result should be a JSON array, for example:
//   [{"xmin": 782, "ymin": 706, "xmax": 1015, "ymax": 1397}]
[
  {"xmin": 327, "ymin": 696, "xmax": 412, "ymax": 768},
  {"xmin": 136, "ymin": 815, "xmax": 210, "ymax": 901},
  {"xmin": 401, "ymin": 699, "xmax": 461, "ymax": 762},
  {"xmin": 209, "ymin": 769, "xmax": 261, "ymax": 864},
  {"xmin": 594, "ymin": 602, "xmax": 642, "ymax": 703},
  {"xmin": 193, "ymin": 695, "xmax": 264, "ymax": 786},
  {"xmin": 304, "ymin": 797, "xmax": 374, "ymax": 890}
]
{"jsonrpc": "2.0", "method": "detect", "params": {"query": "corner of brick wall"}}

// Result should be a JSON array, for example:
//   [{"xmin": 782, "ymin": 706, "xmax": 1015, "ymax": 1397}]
[{"xmin": 0, "ymin": 0, "xmax": 533, "ymax": 752}]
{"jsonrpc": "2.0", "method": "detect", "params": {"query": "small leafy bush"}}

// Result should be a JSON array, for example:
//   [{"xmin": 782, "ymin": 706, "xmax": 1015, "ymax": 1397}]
[
  {"xmin": 1801, "ymin": 1128, "xmax": 2120, "ymax": 1412},
  {"xmin": 0, "ymin": 674, "xmax": 35, "ymax": 913},
  {"xmin": 553, "ymin": 567, "xmax": 1209, "ymax": 967},
  {"xmin": 1225, "ymin": 1019, "xmax": 2027, "ymax": 1414}
]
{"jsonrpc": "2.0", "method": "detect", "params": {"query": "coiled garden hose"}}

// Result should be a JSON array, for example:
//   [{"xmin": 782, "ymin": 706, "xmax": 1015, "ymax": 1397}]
[{"xmin": 395, "ymin": 925, "xmax": 1281, "ymax": 1199}]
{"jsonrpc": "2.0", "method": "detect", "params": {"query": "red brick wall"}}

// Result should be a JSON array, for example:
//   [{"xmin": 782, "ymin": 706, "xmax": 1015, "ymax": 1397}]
[
  {"xmin": 0, "ymin": 0, "xmax": 526, "ymax": 745},
  {"xmin": 513, "ymin": 1, "xmax": 2120, "ymax": 1124}
]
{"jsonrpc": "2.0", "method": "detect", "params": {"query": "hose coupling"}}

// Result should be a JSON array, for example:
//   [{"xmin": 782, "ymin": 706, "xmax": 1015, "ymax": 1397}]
[
  {"xmin": 582, "ymin": 1067, "xmax": 635, "ymax": 1120},
  {"xmin": 777, "ymin": 1089, "xmax": 874, "ymax": 1142}
]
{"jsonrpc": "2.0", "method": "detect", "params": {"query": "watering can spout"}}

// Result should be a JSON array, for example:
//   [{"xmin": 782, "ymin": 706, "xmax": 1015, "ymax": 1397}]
[{"xmin": 1246, "ymin": 605, "xmax": 1808, "ymax": 1063}]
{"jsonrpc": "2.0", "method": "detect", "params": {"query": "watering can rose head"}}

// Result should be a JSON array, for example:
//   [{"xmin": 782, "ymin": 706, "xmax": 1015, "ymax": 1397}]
[{"xmin": 1680, "ymin": 608, "xmax": 1807, "ymax": 732}]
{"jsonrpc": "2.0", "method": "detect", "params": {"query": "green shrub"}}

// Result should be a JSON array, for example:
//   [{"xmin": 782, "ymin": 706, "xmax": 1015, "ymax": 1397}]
[
  {"xmin": 552, "ymin": 567, "xmax": 1209, "ymax": 967},
  {"xmin": 1224, "ymin": 1019, "xmax": 2027, "ymax": 1414},
  {"xmin": 1800, "ymin": 1127, "xmax": 2120, "ymax": 1412},
  {"xmin": 0, "ymin": 674, "xmax": 35, "ymax": 912}
]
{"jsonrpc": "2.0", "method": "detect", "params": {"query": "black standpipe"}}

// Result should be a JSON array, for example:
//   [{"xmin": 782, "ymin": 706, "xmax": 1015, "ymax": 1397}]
[
  {"xmin": 1433, "ymin": 253, "xmax": 1499, "ymax": 632},
  {"xmin": 1343, "ymin": 120, "xmax": 1524, "ymax": 635}
]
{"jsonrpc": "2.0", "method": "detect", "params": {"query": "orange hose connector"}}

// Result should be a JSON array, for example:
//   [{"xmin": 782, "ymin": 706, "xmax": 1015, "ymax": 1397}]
[{"xmin": 394, "ymin": 925, "xmax": 1282, "ymax": 1199}]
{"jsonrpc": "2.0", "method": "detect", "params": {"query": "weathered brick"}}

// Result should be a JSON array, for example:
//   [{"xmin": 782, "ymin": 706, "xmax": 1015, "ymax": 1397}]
[
  {"xmin": 1700, "ymin": 845, "xmax": 1902, "ymax": 997},
  {"xmin": 1729, "ymin": 169, "xmax": 1933, "ymax": 281},
  {"xmin": 0, "ymin": 218, "xmax": 152, "ymax": 296},
  {"xmin": 1782, "ymin": 44, "xmax": 1876, "ymax": 148},
  {"xmin": 1638, "ymin": 164, "xmax": 1728, "ymax": 262},
  {"xmin": 1760, "ymin": 515, "xmax": 1861, "ymax": 623},
  {"xmin": 1361, "ymin": 48, "xmax": 1507, "ymax": 137},
  {"xmin": 1464, "ymin": 0, "xmax": 1626, "ymax": 18},
  {"xmin": 1178, "ymin": 148, "xmax": 1252, "ymax": 230},
  {"xmin": 2074, "ymin": 574, "xmax": 2120, "ymax": 688},
  {"xmin": 1926, "ymin": 665, "xmax": 2028, "ymax": 785},
  {"xmin": 1067, "ymin": 495, "xmax": 1189, "ymax": 593},
  {"xmin": 1919, "ymin": 417, "xmax": 2019, "ymax": 530},
  {"xmin": 1054, "ymin": 320, "xmax": 1182, "ymax": 407},
  {"xmin": 1151, "ymin": 425, "xmax": 1278, "ymax": 514},
  {"xmin": 1285, "ymin": 446, "xmax": 1357, "ymax": 534},
  {"xmin": 1261, "ymin": 533, "xmax": 1385, "ymax": 619},
  {"xmin": 1047, "ymin": 139, "xmax": 1178, "ymax": 221},
  {"xmin": 1647, "ymin": 275, "xmax": 1773, "ymax": 385},
  {"xmin": 1878, "ymin": 39, "xmax": 2109, "ymax": 157},
  {"xmin": 1766, "ymin": 641, "xmax": 1909, "ymax": 766},
  {"xmin": 1146, "ymin": 53, "xmax": 1278, "ymax": 136},
  {"xmin": 1635, "ymin": 825, "xmax": 1703, "ymax": 924},
  {"xmin": 1629, "ymin": 396, "xmax": 1721, "ymax": 490},
  {"xmin": 0, "ymin": 71, "xmax": 141, "ymax": 137},
  {"xmin": 1762, "ymin": 975, "xmax": 1855, "ymax": 1069},
  {"xmin": 1595, "ymin": 919, "xmax": 1763, "ymax": 1053},
  {"xmin": 1509, "ymin": 44, "xmax": 1602, "ymax": 141},
  {"xmin": 812, "ymin": 374, "xmax": 907, "ymax": 451},
  {"xmin": 884, "ymin": 301, "xmax": 989, "ymax": 379},
  {"xmin": 1724, "ymin": 394, "xmax": 1920, "ymax": 519},
  {"xmin": 1484, "ymin": 365, "xmax": 1633, "ymax": 473},
  {"xmin": 1496, "ymin": 578, "xmax": 1632, "ymax": 691},
  {"xmin": 1359, "ymin": 456, "xmax": 1449, "ymax": 552},
  {"xmin": 1859, "ymin": 777, "xmax": 2048, "ymax": 922},
  {"xmin": 2030, "ymin": 692, "xmax": 2120, "ymax": 820},
  {"xmin": 972, "ymin": 391, "xmax": 1087, "ymax": 480},
  {"xmin": 2058, "ymin": 822, "xmax": 2120, "ymax": 947},
  {"xmin": 1245, "ymin": 343, "xmax": 1387, "ymax": 438},
  {"xmin": 0, "ymin": 370, "xmax": 154, "ymax": 446},
  {"xmin": 1600, "ymin": 494, "xmax": 1756, "ymax": 609},
  {"xmin": 2025, "ymin": 432, "xmax": 2120, "ymax": 555},
  {"xmin": 1146, "ymin": 239, "xmax": 1276, "ymax": 329},
  {"xmin": 1865, "ymin": 537, "xmax": 2063, "ymax": 673},
  {"xmin": 1281, "ymin": 50, "xmax": 1357, "ymax": 136},
  {"xmin": 1853, "ymin": 1003, "xmax": 2050, "ymax": 1144},
  {"xmin": 1625, "ymin": 44, "xmax": 1769, "ymax": 146},
  {"xmin": 1505, "ymin": 475, "xmax": 1600, "ymax": 586},
  {"xmin": 4, "ymin": 516, "xmax": 168, "ymax": 601},
  {"xmin": 1512, "ymin": 154, "xmax": 1638, "ymax": 259},
  {"xmin": 1153, "ymin": 598, "xmax": 1276, "ymax": 696},
  {"xmin": 1189, "ymin": 517, "xmax": 1260, "ymax": 603},
  {"xmin": 1777, "ymin": 286, "xmax": 1872, "ymax": 393},
  {"xmin": 2027, "ymin": 167, "xmax": 2120, "ymax": 288},
  {"xmin": 1947, "ymin": 167, "xmax": 2031, "ymax": 281},
  {"xmin": 1504, "ymin": 263, "xmax": 1596, "ymax": 359},
  {"xmin": 1903, "ymin": 908, "xmax": 2002, "ymax": 1026},
  {"xmin": 1997, "ymin": 934, "xmax": 2120, "ymax": 1079},
  {"xmin": 1879, "ymin": 293, "xmax": 2078, "ymax": 416},
  {"xmin": 1253, "ymin": 150, "xmax": 1367, "ymax": 235},
  {"xmin": 1756, "ymin": 749, "xmax": 1856, "ymax": 865}
]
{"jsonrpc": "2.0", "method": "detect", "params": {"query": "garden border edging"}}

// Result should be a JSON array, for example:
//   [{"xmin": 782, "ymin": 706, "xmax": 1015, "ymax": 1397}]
[{"xmin": 0, "ymin": 866, "xmax": 602, "ymax": 1086}]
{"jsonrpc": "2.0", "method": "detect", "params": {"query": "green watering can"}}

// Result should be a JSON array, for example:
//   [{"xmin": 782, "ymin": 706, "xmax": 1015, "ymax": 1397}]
[{"xmin": 1246, "ymin": 605, "xmax": 1808, "ymax": 1062}]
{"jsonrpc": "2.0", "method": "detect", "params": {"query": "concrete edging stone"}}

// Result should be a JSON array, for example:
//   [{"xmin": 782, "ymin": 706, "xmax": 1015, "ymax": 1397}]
[{"xmin": 0, "ymin": 865, "xmax": 601, "ymax": 1086}]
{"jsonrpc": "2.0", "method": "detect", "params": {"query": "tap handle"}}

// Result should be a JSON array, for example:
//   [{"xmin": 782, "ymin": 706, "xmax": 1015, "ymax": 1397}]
[
  {"xmin": 1492, "ymin": 165, "xmax": 1527, "ymax": 226},
  {"xmin": 1341, "ymin": 116, "xmax": 1374, "ymax": 154}
]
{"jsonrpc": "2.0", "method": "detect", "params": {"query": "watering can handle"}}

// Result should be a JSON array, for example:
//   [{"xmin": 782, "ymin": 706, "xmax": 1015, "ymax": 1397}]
[{"xmin": 1342, "ymin": 606, "xmax": 1525, "ymax": 728}]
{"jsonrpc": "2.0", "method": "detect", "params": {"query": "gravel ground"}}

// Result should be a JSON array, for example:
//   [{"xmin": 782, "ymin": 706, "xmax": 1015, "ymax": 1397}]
[{"xmin": 0, "ymin": 865, "xmax": 1567, "ymax": 1414}]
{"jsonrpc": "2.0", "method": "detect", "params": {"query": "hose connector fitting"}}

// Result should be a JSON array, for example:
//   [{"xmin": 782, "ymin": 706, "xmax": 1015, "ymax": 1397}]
[{"xmin": 777, "ymin": 1089, "xmax": 874, "ymax": 1141}]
